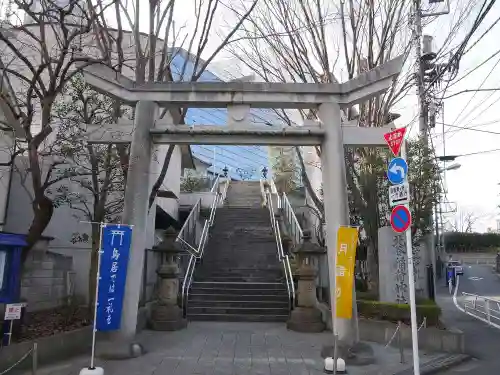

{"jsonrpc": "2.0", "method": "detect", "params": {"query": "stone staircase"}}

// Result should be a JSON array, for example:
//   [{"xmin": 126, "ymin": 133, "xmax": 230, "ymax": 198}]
[{"xmin": 187, "ymin": 181, "xmax": 290, "ymax": 322}]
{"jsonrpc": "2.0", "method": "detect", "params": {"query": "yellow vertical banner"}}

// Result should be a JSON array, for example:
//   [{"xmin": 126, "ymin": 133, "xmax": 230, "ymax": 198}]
[{"xmin": 335, "ymin": 226, "xmax": 358, "ymax": 319}]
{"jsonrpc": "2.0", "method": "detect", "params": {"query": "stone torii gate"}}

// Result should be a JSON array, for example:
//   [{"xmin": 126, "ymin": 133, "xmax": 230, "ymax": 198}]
[{"xmin": 81, "ymin": 56, "xmax": 404, "ymax": 357}]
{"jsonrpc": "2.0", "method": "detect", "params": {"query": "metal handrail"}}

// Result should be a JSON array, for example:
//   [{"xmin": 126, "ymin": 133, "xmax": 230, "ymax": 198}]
[
  {"xmin": 462, "ymin": 292, "xmax": 500, "ymax": 328},
  {"xmin": 175, "ymin": 198, "xmax": 202, "ymax": 256},
  {"xmin": 263, "ymin": 181, "xmax": 295, "ymax": 311},
  {"xmin": 210, "ymin": 175, "xmax": 220, "ymax": 193},
  {"xmin": 281, "ymin": 192, "xmax": 304, "ymax": 248},
  {"xmin": 179, "ymin": 178, "xmax": 228, "ymax": 317}
]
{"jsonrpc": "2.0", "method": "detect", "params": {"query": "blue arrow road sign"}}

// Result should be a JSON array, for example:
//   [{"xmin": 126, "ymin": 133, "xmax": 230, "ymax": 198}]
[{"xmin": 387, "ymin": 157, "xmax": 408, "ymax": 185}]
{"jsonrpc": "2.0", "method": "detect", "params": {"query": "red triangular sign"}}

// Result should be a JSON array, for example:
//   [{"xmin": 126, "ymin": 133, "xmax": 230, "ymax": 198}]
[{"xmin": 384, "ymin": 127, "xmax": 407, "ymax": 156}]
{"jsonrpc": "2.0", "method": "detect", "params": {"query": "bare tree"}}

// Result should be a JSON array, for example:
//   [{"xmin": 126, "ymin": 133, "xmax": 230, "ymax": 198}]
[
  {"xmin": 226, "ymin": 0, "xmax": 415, "ymax": 286},
  {"xmin": 227, "ymin": 0, "xmax": 471, "ymax": 289},
  {"xmin": 452, "ymin": 210, "xmax": 477, "ymax": 233},
  {"xmin": 0, "ymin": 0, "xmax": 116, "ymax": 265},
  {"xmin": 90, "ymin": 0, "xmax": 258, "ymax": 208}
]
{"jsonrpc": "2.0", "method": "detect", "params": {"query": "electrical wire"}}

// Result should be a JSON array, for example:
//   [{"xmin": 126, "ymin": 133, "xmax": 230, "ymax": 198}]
[
  {"xmin": 423, "ymin": 0, "xmax": 498, "ymax": 96},
  {"xmin": 449, "ymin": 53, "xmax": 500, "ymax": 125},
  {"xmin": 456, "ymin": 147, "xmax": 500, "ymax": 157},
  {"xmin": 436, "ymin": 123, "xmax": 500, "ymax": 135}
]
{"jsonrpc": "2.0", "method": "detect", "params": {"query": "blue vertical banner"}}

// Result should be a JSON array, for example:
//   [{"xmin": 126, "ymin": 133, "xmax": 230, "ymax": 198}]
[{"xmin": 96, "ymin": 224, "xmax": 132, "ymax": 332}]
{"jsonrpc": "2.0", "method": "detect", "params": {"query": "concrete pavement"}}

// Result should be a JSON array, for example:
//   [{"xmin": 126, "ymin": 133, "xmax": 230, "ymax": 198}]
[
  {"xmin": 19, "ymin": 321, "xmax": 450, "ymax": 375},
  {"xmin": 436, "ymin": 264, "xmax": 500, "ymax": 374}
]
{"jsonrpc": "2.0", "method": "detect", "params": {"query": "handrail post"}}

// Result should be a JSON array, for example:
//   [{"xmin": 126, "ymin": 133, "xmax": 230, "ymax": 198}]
[
  {"xmin": 32, "ymin": 342, "xmax": 38, "ymax": 375},
  {"xmin": 486, "ymin": 299, "xmax": 491, "ymax": 324}
]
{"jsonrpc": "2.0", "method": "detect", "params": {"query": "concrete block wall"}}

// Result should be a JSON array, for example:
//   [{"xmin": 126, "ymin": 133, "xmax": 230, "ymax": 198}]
[{"xmin": 21, "ymin": 245, "xmax": 73, "ymax": 311}]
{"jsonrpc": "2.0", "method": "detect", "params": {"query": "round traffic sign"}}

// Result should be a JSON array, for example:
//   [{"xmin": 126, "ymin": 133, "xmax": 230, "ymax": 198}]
[
  {"xmin": 387, "ymin": 157, "xmax": 408, "ymax": 185},
  {"xmin": 390, "ymin": 205, "xmax": 411, "ymax": 233}
]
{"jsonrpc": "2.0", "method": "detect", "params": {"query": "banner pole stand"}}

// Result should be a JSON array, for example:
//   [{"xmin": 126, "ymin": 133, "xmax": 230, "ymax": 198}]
[{"xmin": 80, "ymin": 222, "xmax": 105, "ymax": 375}]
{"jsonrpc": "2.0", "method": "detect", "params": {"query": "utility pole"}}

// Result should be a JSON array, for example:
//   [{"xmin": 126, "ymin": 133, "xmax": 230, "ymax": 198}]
[
  {"xmin": 413, "ymin": 0, "xmax": 451, "ymax": 300},
  {"xmin": 412, "ymin": 0, "xmax": 437, "ymax": 302},
  {"xmin": 414, "ymin": 0, "xmax": 427, "ymax": 141}
]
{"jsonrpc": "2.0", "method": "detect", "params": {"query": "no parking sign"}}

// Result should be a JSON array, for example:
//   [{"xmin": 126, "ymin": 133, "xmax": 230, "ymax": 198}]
[{"xmin": 390, "ymin": 205, "xmax": 411, "ymax": 233}]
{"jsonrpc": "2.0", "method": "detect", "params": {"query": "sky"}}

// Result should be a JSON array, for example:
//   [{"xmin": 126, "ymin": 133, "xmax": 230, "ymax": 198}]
[
  {"xmin": 5, "ymin": 0, "xmax": 499, "ymax": 233},
  {"xmin": 100, "ymin": 0, "xmax": 500, "ymax": 233},
  {"xmin": 419, "ymin": 0, "xmax": 500, "ymax": 232}
]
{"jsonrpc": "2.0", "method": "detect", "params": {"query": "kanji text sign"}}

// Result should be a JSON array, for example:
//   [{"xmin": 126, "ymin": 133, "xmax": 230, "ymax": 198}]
[
  {"xmin": 384, "ymin": 127, "xmax": 407, "ymax": 156},
  {"xmin": 4, "ymin": 303, "xmax": 23, "ymax": 320},
  {"xmin": 335, "ymin": 227, "xmax": 358, "ymax": 319},
  {"xmin": 96, "ymin": 225, "xmax": 132, "ymax": 331},
  {"xmin": 389, "ymin": 182, "xmax": 410, "ymax": 207}
]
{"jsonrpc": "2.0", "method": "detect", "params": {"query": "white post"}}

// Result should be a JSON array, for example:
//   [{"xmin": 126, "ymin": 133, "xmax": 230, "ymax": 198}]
[
  {"xmin": 80, "ymin": 223, "xmax": 105, "ymax": 374},
  {"xmin": 401, "ymin": 142, "xmax": 420, "ymax": 375},
  {"xmin": 90, "ymin": 223, "xmax": 104, "ymax": 369},
  {"xmin": 318, "ymin": 102, "xmax": 353, "ymax": 347}
]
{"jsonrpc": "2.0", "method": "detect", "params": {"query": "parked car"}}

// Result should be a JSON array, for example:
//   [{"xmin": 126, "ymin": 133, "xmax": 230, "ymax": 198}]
[{"xmin": 447, "ymin": 260, "xmax": 464, "ymax": 275}]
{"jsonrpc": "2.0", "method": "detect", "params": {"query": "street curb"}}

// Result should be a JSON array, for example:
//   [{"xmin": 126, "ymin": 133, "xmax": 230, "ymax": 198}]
[{"xmin": 393, "ymin": 353, "xmax": 472, "ymax": 375}]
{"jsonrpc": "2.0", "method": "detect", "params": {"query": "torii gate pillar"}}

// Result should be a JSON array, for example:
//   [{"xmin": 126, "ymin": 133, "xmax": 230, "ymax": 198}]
[{"xmin": 318, "ymin": 102, "xmax": 356, "ymax": 347}]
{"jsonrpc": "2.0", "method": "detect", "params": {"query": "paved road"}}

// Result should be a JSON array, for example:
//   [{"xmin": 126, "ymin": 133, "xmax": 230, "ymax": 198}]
[{"xmin": 437, "ymin": 264, "xmax": 500, "ymax": 374}]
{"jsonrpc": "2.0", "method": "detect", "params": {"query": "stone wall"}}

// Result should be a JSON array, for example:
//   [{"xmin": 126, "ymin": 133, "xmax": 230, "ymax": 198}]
[
  {"xmin": 378, "ymin": 226, "xmax": 430, "ymax": 303},
  {"xmin": 21, "ymin": 241, "xmax": 74, "ymax": 311}
]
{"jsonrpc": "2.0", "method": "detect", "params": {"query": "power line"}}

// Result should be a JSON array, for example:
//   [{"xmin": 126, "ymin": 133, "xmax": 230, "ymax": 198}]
[
  {"xmin": 463, "ymin": 15, "xmax": 500, "ymax": 54},
  {"xmin": 439, "ymin": 123, "xmax": 500, "ymax": 135},
  {"xmin": 449, "ymin": 52, "xmax": 500, "ymax": 126},
  {"xmin": 423, "ymin": 0, "xmax": 498, "ymax": 96},
  {"xmin": 441, "ymin": 87, "xmax": 500, "ymax": 99},
  {"xmin": 452, "ymin": 147, "xmax": 500, "ymax": 157}
]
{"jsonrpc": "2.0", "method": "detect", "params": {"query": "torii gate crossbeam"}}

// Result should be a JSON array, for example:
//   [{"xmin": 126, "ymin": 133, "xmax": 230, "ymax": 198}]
[{"xmin": 81, "ymin": 55, "xmax": 404, "ymax": 359}]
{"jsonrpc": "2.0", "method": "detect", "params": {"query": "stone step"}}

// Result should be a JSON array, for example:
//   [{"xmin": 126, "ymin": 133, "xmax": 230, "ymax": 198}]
[
  {"xmin": 187, "ymin": 306, "xmax": 289, "ymax": 315},
  {"xmin": 198, "ymin": 267, "xmax": 284, "ymax": 273},
  {"xmin": 189, "ymin": 293, "xmax": 289, "ymax": 302},
  {"xmin": 197, "ymin": 262, "xmax": 280, "ymax": 271},
  {"xmin": 194, "ymin": 276, "xmax": 284, "ymax": 282},
  {"xmin": 188, "ymin": 313, "xmax": 289, "ymax": 322},
  {"xmin": 195, "ymin": 270, "xmax": 283, "ymax": 278},
  {"xmin": 189, "ymin": 287, "xmax": 288, "ymax": 296},
  {"xmin": 191, "ymin": 281, "xmax": 286, "ymax": 290},
  {"xmin": 188, "ymin": 299, "xmax": 289, "ymax": 308}
]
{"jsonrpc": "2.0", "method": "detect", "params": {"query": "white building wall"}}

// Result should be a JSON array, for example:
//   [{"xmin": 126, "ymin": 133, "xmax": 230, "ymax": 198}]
[{"xmin": 0, "ymin": 129, "xmax": 14, "ymax": 229}]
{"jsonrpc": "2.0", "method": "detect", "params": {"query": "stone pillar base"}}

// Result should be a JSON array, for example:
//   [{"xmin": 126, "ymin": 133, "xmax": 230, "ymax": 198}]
[
  {"xmin": 287, "ymin": 307, "xmax": 325, "ymax": 333},
  {"xmin": 97, "ymin": 340, "xmax": 146, "ymax": 360},
  {"xmin": 149, "ymin": 304, "xmax": 187, "ymax": 331},
  {"xmin": 320, "ymin": 341, "xmax": 375, "ymax": 366}
]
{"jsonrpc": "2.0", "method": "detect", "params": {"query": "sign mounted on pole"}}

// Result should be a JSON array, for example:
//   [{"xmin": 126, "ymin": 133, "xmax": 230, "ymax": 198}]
[
  {"xmin": 335, "ymin": 226, "xmax": 358, "ymax": 319},
  {"xmin": 384, "ymin": 127, "xmax": 407, "ymax": 157},
  {"xmin": 390, "ymin": 205, "xmax": 412, "ymax": 233},
  {"xmin": 96, "ymin": 224, "xmax": 133, "ymax": 331},
  {"xmin": 387, "ymin": 157, "xmax": 408, "ymax": 185},
  {"xmin": 4, "ymin": 303, "xmax": 23, "ymax": 320},
  {"xmin": 389, "ymin": 182, "xmax": 410, "ymax": 206}
]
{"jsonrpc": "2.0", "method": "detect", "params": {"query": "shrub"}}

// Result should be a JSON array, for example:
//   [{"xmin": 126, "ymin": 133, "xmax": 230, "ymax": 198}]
[
  {"xmin": 444, "ymin": 232, "xmax": 500, "ymax": 252},
  {"xmin": 357, "ymin": 299, "xmax": 441, "ymax": 326}
]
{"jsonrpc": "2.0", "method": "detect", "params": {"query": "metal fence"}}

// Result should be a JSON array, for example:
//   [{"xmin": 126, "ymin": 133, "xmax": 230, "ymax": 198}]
[{"xmin": 462, "ymin": 292, "xmax": 500, "ymax": 328}]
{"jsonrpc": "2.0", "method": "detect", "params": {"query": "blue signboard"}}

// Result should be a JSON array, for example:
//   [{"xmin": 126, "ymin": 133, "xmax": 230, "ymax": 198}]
[
  {"xmin": 96, "ymin": 224, "xmax": 132, "ymax": 332},
  {"xmin": 387, "ymin": 157, "xmax": 408, "ymax": 185}
]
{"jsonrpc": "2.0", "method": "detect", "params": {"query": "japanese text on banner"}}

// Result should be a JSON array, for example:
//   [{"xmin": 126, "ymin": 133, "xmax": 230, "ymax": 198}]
[
  {"xmin": 335, "ymin": 227, "xmax": 358, "ymax": 319},
  {"xmin": 96, "ymin": 225, "xmax": 132, "ymax": 332}
]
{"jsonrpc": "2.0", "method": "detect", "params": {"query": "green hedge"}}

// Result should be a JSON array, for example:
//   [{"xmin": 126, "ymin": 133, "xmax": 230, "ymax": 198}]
[
  {"xmin": 357, "ymin": 299, "xmax": 441, "ymax": 326},
  {"xmin": 445, "ymin": 232, "xmax": 500, "ymax": 252}
]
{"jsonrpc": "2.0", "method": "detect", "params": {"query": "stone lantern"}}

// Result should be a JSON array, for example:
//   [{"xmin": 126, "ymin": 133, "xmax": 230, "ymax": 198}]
[
  {"xmin": 287, "ymin": 230, "xmax": 326, "ymax": 332},
  {"xmin": 149, "ymin": 227, "xmax": 187, "ymax": 331}
]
